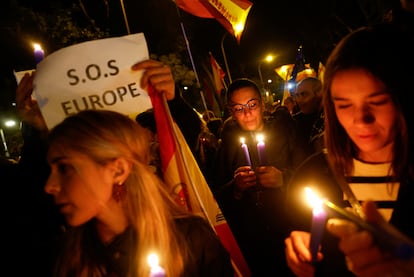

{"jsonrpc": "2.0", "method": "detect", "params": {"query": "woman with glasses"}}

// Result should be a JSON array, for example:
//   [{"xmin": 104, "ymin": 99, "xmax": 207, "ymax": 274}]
[{"xmin": 211, "ymin": 78, "xmax": 303, "ymax": 276}]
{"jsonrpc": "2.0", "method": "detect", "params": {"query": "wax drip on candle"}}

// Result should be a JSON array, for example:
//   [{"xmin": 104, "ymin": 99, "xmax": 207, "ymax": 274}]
[{"xmin": 240, "ymin": 137, "xmax": 252, "ymax": 167}]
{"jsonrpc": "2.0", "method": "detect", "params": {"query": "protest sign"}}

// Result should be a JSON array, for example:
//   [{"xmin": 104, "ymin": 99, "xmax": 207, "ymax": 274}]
[{"xmin": 33, "ymin": 33, "xmax": 152, "ymax": 129}]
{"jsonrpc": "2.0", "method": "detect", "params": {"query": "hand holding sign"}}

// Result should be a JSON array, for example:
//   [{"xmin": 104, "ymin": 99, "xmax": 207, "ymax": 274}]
[
  {"xmin": 15, "ymin": 72, "xmax": 48, "ymax": 132},
  {"xmin": 131, "ymin": 60, "xmax": 175, "ymax": 101},
  {"xmin": 34, "ymin": 33, "xmax": 153, "ymax": 129}
]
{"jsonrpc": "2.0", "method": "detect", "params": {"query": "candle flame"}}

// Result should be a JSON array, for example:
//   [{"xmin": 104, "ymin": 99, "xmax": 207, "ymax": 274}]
[
  {"xmin": 304, "ymin": 187, "xmax": 324, "ymax": 210},
  {"xmin": 256, "ymin": 133, "xmax": 264, "ymax": 143},
  {"xmin": 33, "ymin": 43, "xmax": 43, "ymax": 51},
  {"xmin": 147, "ymin": 253, "xmax": 159, "ymax": 268},
  {"xmin": 240, "ymin": 137, "xmax": 246, "ymax": 144}
]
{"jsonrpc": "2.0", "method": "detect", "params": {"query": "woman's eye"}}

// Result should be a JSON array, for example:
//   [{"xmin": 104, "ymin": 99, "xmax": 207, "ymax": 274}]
[
  {"xmin": 370, "ymin": 99, "xmax": 390, "ymax": 106},
  {"xmin": 57, "ymin": 163, "xmax": 73, "ymax": 175},
  {"xmin": 336, "ymin": 103, "xmax": 351, "ymax": 109}
]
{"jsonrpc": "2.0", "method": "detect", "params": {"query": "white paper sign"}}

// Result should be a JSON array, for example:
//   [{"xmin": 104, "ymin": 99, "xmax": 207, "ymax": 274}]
[
  {"xmin": 14, "ymin": 69, "xmax": 35, "ymax": 84},
  {"xmin": 34, "ymin": 33, "xmax": 152, "ymax": 129}
]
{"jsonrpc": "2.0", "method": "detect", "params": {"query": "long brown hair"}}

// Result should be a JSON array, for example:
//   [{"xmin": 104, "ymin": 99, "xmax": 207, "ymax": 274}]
[{"xmin": 323, "ymin": 23, "xmax": 414, "ymax": 181}]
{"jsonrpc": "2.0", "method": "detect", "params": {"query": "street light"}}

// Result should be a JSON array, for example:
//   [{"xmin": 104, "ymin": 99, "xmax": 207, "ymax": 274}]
[
  {"xmin": 258, "ymin": 54, "xmax": 274, "ymax": 87},
  {"xmin": 1, "ymin": 119, "xmax": 18, "ymax": 158}
]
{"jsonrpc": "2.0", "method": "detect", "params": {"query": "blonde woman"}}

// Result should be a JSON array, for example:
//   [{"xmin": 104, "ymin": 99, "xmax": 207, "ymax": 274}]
[{"xmin": 45, "ymin": 109, "xmax": 233, "ymax": 276}]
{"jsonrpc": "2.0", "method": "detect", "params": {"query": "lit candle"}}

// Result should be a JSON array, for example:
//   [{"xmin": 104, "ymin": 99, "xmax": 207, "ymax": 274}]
[
  {"xmin": 256, "ymin": 133, "xmax": 266, "ymax": 165},
  {"xmin": 305, "ymin": 187, "xmax": 328, "ymax": 263},
  {"xmin": 148, "ymin": 253, "xmax": 166, "ymax": 277},
  {"xmin": 33, "ymin": 43, "xmax": 44, "ymax": 65},
  {"xmin": 240, "ymin": 137, "xmax": 252, "ymax": 167}
]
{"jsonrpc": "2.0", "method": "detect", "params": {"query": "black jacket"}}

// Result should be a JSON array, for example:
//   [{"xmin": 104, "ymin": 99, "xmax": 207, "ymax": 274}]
[
  {"xmin": 212, "ymin": 113, "xmax": 301, "ymax": 276},
  {"xmin": 53, "ymin": 216, "xmax": 234, "ymax": 277}
]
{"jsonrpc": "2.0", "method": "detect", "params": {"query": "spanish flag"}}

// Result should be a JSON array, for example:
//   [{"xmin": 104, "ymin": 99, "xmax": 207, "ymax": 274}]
[
  {"xmin": 175, "ymin": 0, "xmax": 214, "ymax": 18},
  {"xmin": 149, "ymin": 86, "xmax": 251, "ymax": 277},
  {"xmin": 274, "ymin": 64, "xmax": 294, "ymax": 105},
  {"xmin": 175, "ymin": 0, "xmax": 253, "ymax": 43},
  {"xmin": 210, "ymin": 52, "xmax": 226, "ymax": 96}
]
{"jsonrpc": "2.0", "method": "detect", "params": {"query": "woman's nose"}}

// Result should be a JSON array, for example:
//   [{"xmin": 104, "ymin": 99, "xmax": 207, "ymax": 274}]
[
  {"xmin": 44, "ymin": 173, "xmax": 60, "ymax": 195},
  {"xmin": 354, "ymin": 105, "xmax": 375, "ymax": 124}
]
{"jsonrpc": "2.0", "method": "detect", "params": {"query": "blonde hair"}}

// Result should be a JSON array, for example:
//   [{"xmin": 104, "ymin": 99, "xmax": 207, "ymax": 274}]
[{"xmin": 48, "ymin": 110, "xmax": 191, "ymax": 277}]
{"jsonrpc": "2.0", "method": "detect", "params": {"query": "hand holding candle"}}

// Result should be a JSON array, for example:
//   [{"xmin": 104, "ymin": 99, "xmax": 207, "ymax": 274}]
[
  {"xmin": 148, "ymin": 253, "xmax": 166, "ymax": 277},
  {"xmin": 256, "ymin": 133, "xmax": 266, "ymax": 165},
  {"xmin": 240, "ymin": 137, "xmax": 252, "ymax": 167},
  {"xmin": 323, "ymin": 199, "xmax": 414, "ymax": 260},
  {"xmin": 304, "ymin": 187, "xmax": 414, "ymax": 262},
  {"xmin": 305, "ymin": 187, "xmax": 328, "ymax": 263}
]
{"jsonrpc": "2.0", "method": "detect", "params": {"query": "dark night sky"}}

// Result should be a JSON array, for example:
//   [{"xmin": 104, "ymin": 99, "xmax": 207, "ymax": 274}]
[
  {"xmin": 2, "ymin": 0, "xmax": 400, "ymax": 75},
  {"xmin": 129, "ymin": 0, "xmax": 399, "ymax": 80},
  {"xmin": 0, "ymin": 0, "xmax": 401, "ymax": 111}
]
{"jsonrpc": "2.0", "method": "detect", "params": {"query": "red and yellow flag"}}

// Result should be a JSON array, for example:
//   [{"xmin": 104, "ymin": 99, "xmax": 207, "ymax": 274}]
[
  {"xmin": 210, "ymin": 52, "xmax": 226, "ymax": 96},
  {"xmin": 296, "ymin": 65, "xmax": 316, "ymax": 82},
  {"xmin": 175, "ymin": 0, "xmax": 214, "ymax": 18},
  {"xmin": 148, "ymin": 86, "xmax": 251, "ymax": 277},
  {"xmin": 318, "ymin": 61, "xmax": 325, "ymax": 84},
  {"xmin": 175, "ymin": 0, "xmax": 253, "ymax": 43},
  {"xmin": 274, "ymin": 64, "xmax": 294, "ymax": 105}
]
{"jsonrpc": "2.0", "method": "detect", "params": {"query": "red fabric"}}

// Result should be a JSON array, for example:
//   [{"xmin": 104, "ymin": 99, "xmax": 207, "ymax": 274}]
[
  {"xmin": 148, "ymin": 85, "xmax": 251, "ymax": 277},
  {"xmin": 175, "ymin": 0, "xmax": 214, "ymax": 18},
  {"xmin": 175, "ymin": 0, "xmax": 253, "ymax": 43},
  {"xmin": 210, "ymin": 52, "xmax": 226, "ymax": 96},
  {"xmin": 200, "ymin": 0, "xmax": 253, "ymax": 42}
]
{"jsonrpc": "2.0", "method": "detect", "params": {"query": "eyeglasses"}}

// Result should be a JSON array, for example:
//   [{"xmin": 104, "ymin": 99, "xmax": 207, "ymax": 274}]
[{"xmin": 230, "ymin": 98, "xmax": 260, "ymax": 114}]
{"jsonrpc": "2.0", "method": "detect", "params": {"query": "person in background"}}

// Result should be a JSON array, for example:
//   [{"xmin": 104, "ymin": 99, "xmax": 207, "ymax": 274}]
[
  {"xmin": 283, "ymin": 95, "xmax": 299, "ymax": 115},
  {"xmin": 45, "ymin": 109, "xmax": 233, "ymax": 277},
  {"xmin": 284, "ymin": 23, "xmax": 414, "ymax": 276},
  {"xmin": 212, "ymin": 78, "xmax": 301, "ymax": 276},
  {"xmin": 292, "ymin": 76, "xmax": 325, "ymax": 160},
  {"xmin": 135, "ymin": 106, "xmax": 219, "ymax": 185}
]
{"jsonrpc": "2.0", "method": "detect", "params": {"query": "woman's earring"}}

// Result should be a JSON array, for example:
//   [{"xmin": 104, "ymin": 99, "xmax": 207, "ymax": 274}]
[{"xmin": 113, "ymin": 182, "xmax": 126, "ymax": 202}]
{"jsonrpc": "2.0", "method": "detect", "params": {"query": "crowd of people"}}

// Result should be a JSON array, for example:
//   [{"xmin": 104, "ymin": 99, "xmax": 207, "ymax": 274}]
[{"xmin": 4, "ymin": 3, "xmax": 414, "ymax": 276}]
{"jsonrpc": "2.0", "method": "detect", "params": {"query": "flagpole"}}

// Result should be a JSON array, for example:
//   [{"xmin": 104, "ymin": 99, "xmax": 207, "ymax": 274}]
[
  {"xmin": 221, "ymin": 32, "xmax": 233, "ymax": 84},
  {"xmin": 174, "ymin": 5, "xmax": 209, "ymax": 113},
  {"xmin": 119, "ymin": 0, "xmax": 131, "ymax": 34}
]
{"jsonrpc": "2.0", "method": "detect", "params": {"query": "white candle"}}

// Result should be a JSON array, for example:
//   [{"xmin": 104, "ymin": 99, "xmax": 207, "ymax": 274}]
[
  {"xmin": 240, "ymin": 137, "xmax": 252, "ymax": 167},
  {"xmin": 148, "ymin": 253, "xmax": 166, "ymax": 277}
]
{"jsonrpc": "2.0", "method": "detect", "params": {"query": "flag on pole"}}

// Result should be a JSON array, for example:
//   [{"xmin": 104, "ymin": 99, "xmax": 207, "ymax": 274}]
[
  {"xmin": 210, "ymin": 52, "xmax": 226, "ymax": 96},
  {"xmin": 290, "ymin": 45, "xmax": 307, "ymax": 83},
  {"xmin": 317, "ymin": 61, "xmax": 325, "ymax": 84},
  {"xmin": 274, "ymin": 64, "xmax": 294, "ymax": 105},
  {"xmin": 201, "ymin": 0, "xmax": 253, "ymax": 42},
  {"xmin": 148, "ymin": 86, "xmax": 251, "ymax": 277},
  {"xmin": 296, "ymin": 65, "xmax": 316, "ymax": 82},
  {"xmin": 274, "ymin": 64, "xmax": 294, "ymax": 81},
  {"xmin": 175, "ymin": 0, "xmax": 253, "ymax": 42},
  {"xmin": 174, "ymin": 0, "xmax": 214, "ymax": 18}
]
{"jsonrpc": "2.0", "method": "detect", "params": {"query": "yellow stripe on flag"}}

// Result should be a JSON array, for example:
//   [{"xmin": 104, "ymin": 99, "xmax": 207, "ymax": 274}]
[{"xmin": 148, "ymin": 86, "xmax": 251, "ymax": 277}]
